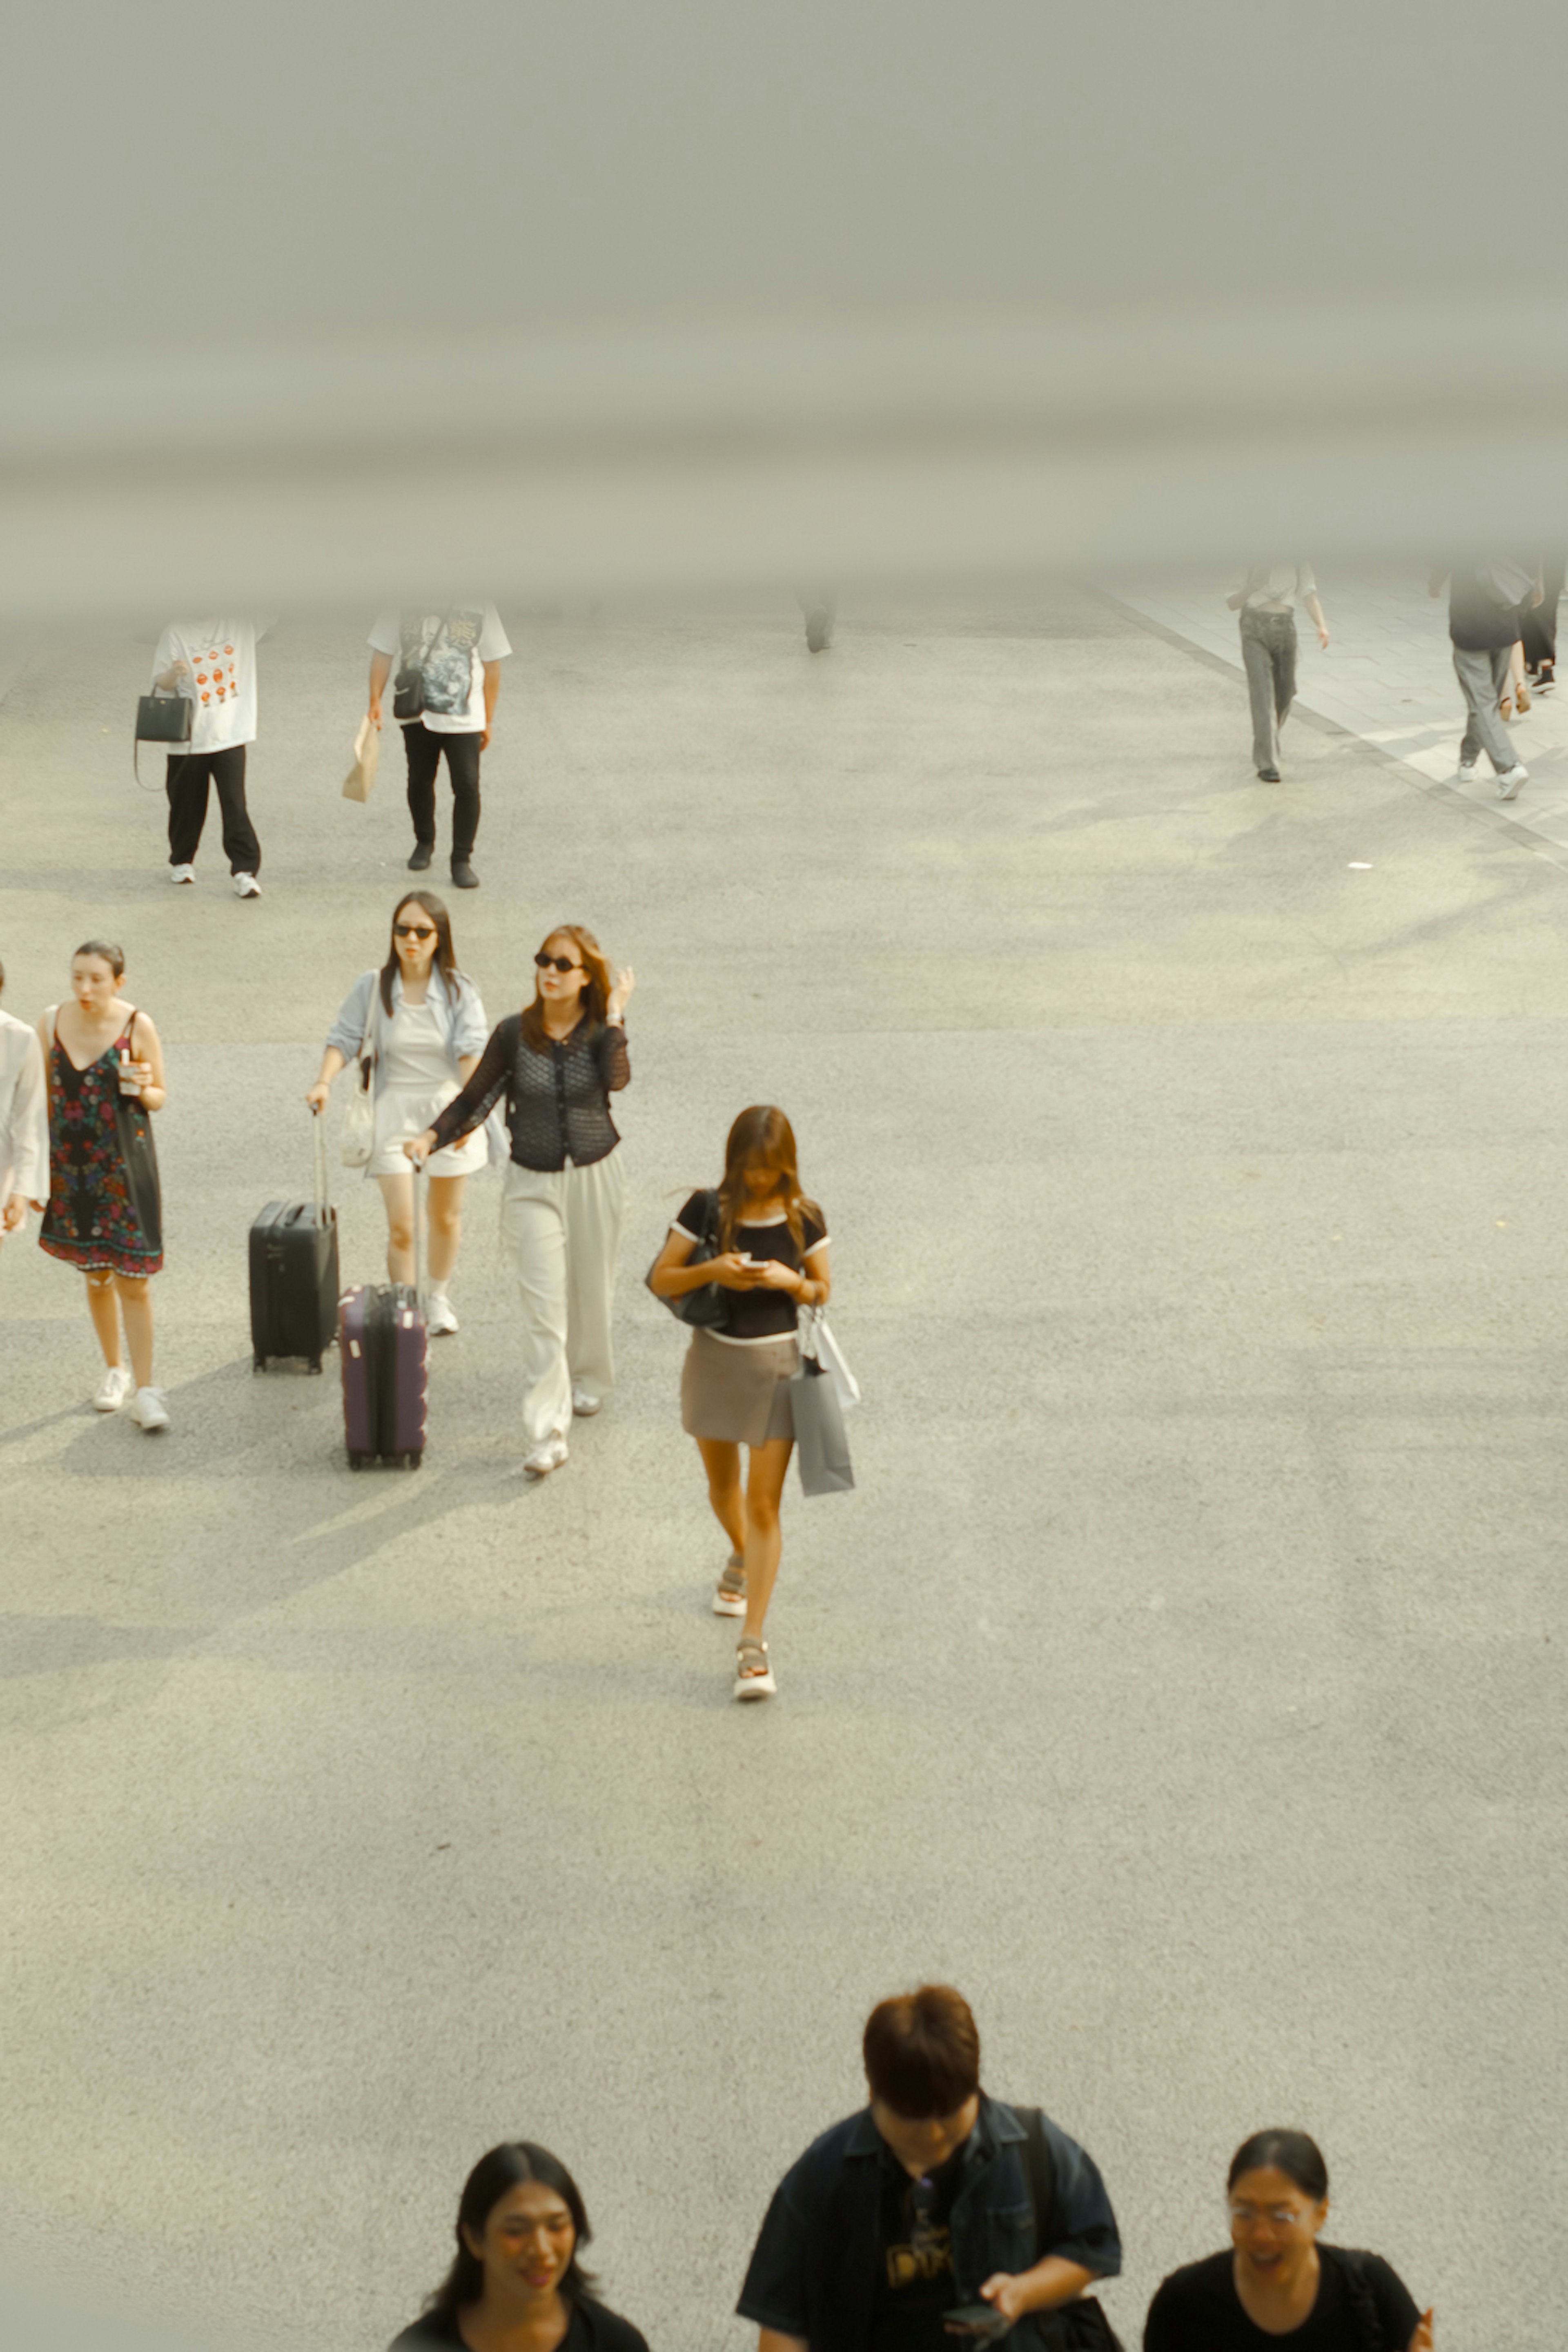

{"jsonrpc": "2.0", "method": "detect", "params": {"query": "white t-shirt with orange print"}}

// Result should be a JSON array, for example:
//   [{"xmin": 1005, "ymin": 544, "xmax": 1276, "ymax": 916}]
[{"xmin": 150, "ymin": 617, "xmax": 271, "ymax": 754}]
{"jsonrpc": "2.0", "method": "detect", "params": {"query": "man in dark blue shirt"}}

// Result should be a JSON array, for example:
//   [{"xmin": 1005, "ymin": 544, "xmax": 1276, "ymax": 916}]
[{"xmin": 737, "ymin": 1985, "xmax": 1123, "ymax": 2352}]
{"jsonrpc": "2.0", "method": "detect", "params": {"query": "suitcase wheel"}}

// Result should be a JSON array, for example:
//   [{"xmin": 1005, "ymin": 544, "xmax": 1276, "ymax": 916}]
[
  {"xmin": 308, "ymin": 1356, "xmax": 322, "ymax": 1374},
  {"xmin": 406, "ymin": 1452, "xmax": 422, "ymax": 1470},
  {"xmin": 347, "ymin": 1451, "xmax": 365, "ymax": 1471},
  {"xmin": 253, "ymin": 1355, "xmax": 267, "ymax": 1373}
]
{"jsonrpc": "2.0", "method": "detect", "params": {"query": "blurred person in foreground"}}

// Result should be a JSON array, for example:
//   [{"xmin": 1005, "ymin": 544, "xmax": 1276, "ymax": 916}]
[
  {"xmin": 388, "ymin": 2141, "xmax": 649, "ymax": 2352},
  {"xmin": 738, "ymin": 1983, "xmax": 1123, "ymax": 2350},
  {"xmin": 1428, "ymin": 559, "xmax": 1541, "ymax": 801},
  {"xmin": 1143, "ymin": 2127, "xmax": 1431, "ymax": 2352},
  {"xmin": 1225, "ymin": 565, "xmax": 1329, "ymax": 782},
  {"xmin": 0, "ymin": 955, "xmax": 49, "ymax": 1249},
  {"xmin": 1521, "ymin": 554, "xmax": 1562, "ymax": 694}
]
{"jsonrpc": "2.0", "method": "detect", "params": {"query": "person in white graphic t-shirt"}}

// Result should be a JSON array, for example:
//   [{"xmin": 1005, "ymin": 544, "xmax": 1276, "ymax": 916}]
[
  {"xmin": 366, "ymin": 605, "xmax": 512, "ymax": 891},
  {"xmin": 150, "ymin": 616, "xmax": 274, "ymax": 898}
]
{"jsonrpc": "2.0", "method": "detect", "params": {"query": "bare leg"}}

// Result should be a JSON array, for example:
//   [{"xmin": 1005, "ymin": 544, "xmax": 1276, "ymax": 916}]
[
  {"xmin": 116, "ymin": 1275, "xmax": 154, "ymax": 1388},
  {"xmin": 740, "ymin": 1436, "xmax": 794, "ymax": 1642},
  {"xmin": 85, "ymin": 1270, "xmax": 122, "ymax": 1367},
  {"xmin": 376, "ymin": 1172, "xmax": 414, "ymax": 1285},
  {"xmin": 696, "ymin": 1436, "xmax": 746, "ymax": 1555},
  {"xmin": 425, "ymin": 1174, "xmax": 466, "ymax": 1287}
]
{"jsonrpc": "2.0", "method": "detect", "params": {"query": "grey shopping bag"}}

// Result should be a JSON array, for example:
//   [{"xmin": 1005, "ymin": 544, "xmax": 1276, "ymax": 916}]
[{"xmin": 791, "ymin": 1359, "xmax": 854, "ymax": 1497}]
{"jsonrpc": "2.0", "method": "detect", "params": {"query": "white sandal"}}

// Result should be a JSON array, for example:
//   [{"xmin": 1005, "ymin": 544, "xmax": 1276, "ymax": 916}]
[
  {"xmin": 734, "ymin": 1636, "xmax": 776, "ymax": 1701},
  {"xmin": 713, "ymin": 1552, "xmax": 746, "ymax": 1617}
]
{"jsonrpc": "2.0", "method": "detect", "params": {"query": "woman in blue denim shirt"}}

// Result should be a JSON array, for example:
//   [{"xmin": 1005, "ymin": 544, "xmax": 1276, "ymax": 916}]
[
  {"xmin": 737, "ymin": 1984, "xmax": 1122, "ymax": 2352},
  {"xmin": 307, "ymin": 891, "xmax": 492, "ymax": 1333}
]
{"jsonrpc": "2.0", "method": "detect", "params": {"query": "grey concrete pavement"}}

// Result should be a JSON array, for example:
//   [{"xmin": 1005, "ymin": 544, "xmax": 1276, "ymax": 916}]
[{"xmin": 1, "ymin": 586, "xmax": 1565, "ymax": 2351}]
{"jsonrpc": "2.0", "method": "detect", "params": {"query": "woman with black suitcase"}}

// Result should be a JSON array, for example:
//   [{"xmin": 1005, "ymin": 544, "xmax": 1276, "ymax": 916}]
[
  {"xmin": 646, "ymin": 1104, "xmax": 830, "ymax": 1702},
  {"xmin": 36, "ymin": 940, "xmax": 169, "ymax": 1431}
]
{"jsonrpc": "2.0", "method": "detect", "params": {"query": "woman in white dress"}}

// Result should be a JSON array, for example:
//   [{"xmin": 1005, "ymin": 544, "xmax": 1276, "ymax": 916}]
[{"xmin": 307, "ymin": 893, "xmax": 490, "ymax": 1332}]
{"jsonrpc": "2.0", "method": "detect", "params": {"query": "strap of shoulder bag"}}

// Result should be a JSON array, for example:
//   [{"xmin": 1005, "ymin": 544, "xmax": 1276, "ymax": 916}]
[{"xmin": 1021, "ymin": 2106, "xmax": 1058, "ymax": 2261}]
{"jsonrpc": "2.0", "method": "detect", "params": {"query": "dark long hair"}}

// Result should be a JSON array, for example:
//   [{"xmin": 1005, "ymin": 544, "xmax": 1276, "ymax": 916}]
[
  {"xmin": 424, "ymin": 2143, "xmax": 597, "ymax": 2322},
  {"xmin": 519, "ymin": 923, "xmax": 612, "ymax": 1050},
  {"xmin": 379, "ymin": 891, "xmax": 460, "ymax": 1016},
  {"xmin": 1227, "ymin": 2130, "xmax": 1330, "ymax": 2201},
  {"xmin": 716, "ymin": 1105, "xmax": 820, "ymax": 1253}
]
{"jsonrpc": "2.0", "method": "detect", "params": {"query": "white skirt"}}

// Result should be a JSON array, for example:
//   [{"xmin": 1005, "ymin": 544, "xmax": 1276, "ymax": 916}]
[{"xmin": 365, "ymin": 1080, "xmax": 486, "ymax": 1178}]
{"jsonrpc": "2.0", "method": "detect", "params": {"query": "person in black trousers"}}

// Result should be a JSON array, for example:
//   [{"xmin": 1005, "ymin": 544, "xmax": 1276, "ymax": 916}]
[
  {"xmin": 1522, "ymin": 555, "xmax": 1562, "ymax": 691},
  {"xmin": 150, "ymin": 617, "xmax": 273, "ymax": 898}
]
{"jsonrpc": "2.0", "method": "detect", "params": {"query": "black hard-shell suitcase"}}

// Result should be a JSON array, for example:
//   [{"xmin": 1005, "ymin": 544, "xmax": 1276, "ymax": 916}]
[
  {"xmin": 250, "ymin": 1111, "xmax": 340, "ymax": 1372},
  {"xmin": 339, "ymin": 1162, "xmax": 428, "ymax": 1467}
]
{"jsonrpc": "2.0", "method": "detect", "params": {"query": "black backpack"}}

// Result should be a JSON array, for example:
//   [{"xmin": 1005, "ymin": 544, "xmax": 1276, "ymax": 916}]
[{"xmin": 1016, "ymin": 2109, "xmax": 1125, "ymax": 2352}]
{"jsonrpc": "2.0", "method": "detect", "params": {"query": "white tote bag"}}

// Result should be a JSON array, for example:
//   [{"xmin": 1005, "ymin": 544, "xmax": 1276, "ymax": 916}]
[
  {"xmin": 798, "ymin": 1304, "xmax": 861, "ymax": 1411},
  {"xmin": 339, "ymin": 997, "xmax": 379, "ymax": 1168}
]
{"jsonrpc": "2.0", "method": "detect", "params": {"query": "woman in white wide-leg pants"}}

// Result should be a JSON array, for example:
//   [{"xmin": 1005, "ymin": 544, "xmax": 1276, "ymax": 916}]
[{"xmin": 408, "ymin": 923, "xmax": 634, "ymax": 1477}]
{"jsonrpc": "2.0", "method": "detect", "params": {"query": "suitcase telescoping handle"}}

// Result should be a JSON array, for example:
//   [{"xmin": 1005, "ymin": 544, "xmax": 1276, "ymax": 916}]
[
  {"xmin": 310, "ymin": 1098, "xmax": 330, "ymax": 1216},
  {"xmin": 412, "ymin": 1153, "xmax": 426, "ymax": 1313}
]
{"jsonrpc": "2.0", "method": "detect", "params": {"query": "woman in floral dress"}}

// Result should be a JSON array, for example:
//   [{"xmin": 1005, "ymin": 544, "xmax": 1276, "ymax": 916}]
[{"xmin": 37, "ymin": 940, "xmax": 170, "ymax": 1431}]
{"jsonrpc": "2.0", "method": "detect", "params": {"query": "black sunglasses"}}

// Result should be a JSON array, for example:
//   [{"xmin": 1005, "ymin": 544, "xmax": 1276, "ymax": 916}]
[
  {"xmin": 535, "ymin": 952, "xmax": 583, "ymax": 973},
  {"xmin": 395, "ymin": 923, "xmax": 437, "ymax": 940}
]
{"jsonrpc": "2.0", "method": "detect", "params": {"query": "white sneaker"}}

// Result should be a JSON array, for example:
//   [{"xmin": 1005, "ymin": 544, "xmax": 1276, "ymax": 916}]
[
  {"xmin": 129, "ymin": 1385, "xmax": 170, "ymax": 1432},
  {"xmin": 1497, "ymin": 765, "xmax": 1529, "ymax": 801},
  {"xmin": 426, "ymin": 1291, "xmax": 459, "ymax": 1336},
  {"xmin": 168, "ymin": 864, "xmax": 195, "ymax": 884},
  {"xmin": 93, "ymin": 1363, "xmax": 133, "ymax": 1412},
  {"xmin": 571, "ymin": 1385, "xmax": 601, "ymax": 1416},
  {"xmin": 232, "ymin": 872, "xmax": 263, "ymax": 898},
  {"xmin": 523, "ymin": 1434, "xmax": 569, "ymax": 1478},
  {"xmin": 1456, "ymin": 757, "xmax": 1478, "ymax": 782}
]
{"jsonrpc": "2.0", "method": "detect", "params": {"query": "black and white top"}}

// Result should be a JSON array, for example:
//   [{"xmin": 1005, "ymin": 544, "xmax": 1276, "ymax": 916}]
[
  {"xmin": 673, "ymin": 1193, "xmax": 829, "ymax": 1345},
  {"xmin": 430, "ymin": 1014, "xmax": 628, "ymax": 1170}
]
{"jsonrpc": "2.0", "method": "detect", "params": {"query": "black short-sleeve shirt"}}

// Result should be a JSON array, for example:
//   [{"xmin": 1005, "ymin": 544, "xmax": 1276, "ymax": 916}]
[
  {"xmin": 389, "ymin": 2295, "xmax": 649, "ymax": 2352},
  {"xmin": 1144, "ymin": 2247, "xmax": 1420, "ymax": 2352},
  {"xmin": 673, "ymin": 1194, "xmax": 828, "ymax": 1343}
]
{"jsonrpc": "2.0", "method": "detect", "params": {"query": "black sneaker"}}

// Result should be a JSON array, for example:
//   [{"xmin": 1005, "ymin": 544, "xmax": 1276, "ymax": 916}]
[
  {"xmin": 407, "ymin": 842, "xmax": 434, "ymax": 871},
  {"xmin": 450, "ymin": 860, "xmax": 479, "ymax": 889}
]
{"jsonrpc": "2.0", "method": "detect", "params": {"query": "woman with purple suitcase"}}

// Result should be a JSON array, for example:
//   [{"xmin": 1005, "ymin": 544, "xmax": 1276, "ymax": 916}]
[
  {"xmin": 307, "ymin": 891, "xmax": 490, "ymax": 1336},
  {"xmin": 406, "ymin": 923, "xmax": 634, "ymax": 1479}
]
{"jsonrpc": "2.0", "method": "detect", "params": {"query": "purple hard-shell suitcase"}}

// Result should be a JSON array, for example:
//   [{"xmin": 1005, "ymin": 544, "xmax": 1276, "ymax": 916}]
[
  {"xmin": 338, "ymin": 1164, "xmax": 428, "ymax": 1468},
  {"xmin": 250, "ymin": 1110, "xmax": 340, "ymax": 1372}
]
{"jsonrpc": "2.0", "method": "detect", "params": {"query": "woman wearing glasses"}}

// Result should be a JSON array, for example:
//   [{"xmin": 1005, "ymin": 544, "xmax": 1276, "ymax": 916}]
[
  {"xmin": 307, "ymin": 892, "xmax": 490, "ymax": 1333},
  {"xmin": 1144, "ymin": 2129, "xmax": 1432, "ymax": 2352},
  {"xmin": 406, "ymin": 924, "xmax": 634, "ymax": 1477}
]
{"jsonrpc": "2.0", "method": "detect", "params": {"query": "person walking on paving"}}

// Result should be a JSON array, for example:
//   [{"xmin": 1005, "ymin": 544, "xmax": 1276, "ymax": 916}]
[
  {"xmin": 1143, "ymin": 2128, "xmax": 1432, "ymax": 2352},
  {"xmin": 367, "ymin": 605, "xmax": 512, "ymax": 890},
  {"xmin": 388, "ymin": 2141, "xmax": 650, "ymax": 2352},
  {"xmin": 151, "ymin": 616, "xmax": 273, "ymax": 896},
  {"xmin": 1226, "ymin": 565, "xmax": 1330, "ymax": 782},
  {"xmin": 1428, "ymin": 560, "xmax": 1541, "ymax": 800},
  {"xmin": 647, "ymin": 1105, "xmax": 831, "ymax": 1700},
  {"xmin": 0, "ymin": 957, "xmax": 49, "ymax": 1251},
  {"xmin": 1522, "ymin": 553, "xmax": 1562, "ymax": 693},
  {"xmin": 36, "ymin": 941, "xmax": 170, "ymax": 1430},
  {"xmin": 406, "ymin": 924, "xmax": 633, "ymax": 1477},
  {"xmin": 307, "ymin": 891, "xmax": 491, "ymax": 1337},
  {"xmin": 737, "ymin": 1982, "xmax": 1123, "ymax": 2351}
]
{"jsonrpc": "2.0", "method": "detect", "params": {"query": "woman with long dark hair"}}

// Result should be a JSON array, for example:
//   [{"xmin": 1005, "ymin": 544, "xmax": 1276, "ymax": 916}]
[
  {"xmin": 647, "ymin": 1105, "xmax": 831, "ymax": 1702},
  {"xmin": 307, "ymin": 891, "xmax": 490, "ymax": 1334},
  {"xmin": 36, "ymin": 940, "xmax": 169, "ymax": 1430},
  {"xmin": 407, "ymin": 922, "xmax": 634, "ymax": 1478},
  {"xmin": 1144, "ymin": 2129, "xmax": 1432, "ymax": 2351},
  {"xmin": 388, "ymin": 2141, "xmax": 648, "ymax": 2352}
]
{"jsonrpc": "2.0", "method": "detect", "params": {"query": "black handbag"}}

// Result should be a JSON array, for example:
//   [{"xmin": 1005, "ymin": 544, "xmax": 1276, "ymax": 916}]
[
  {"xmin": 392, "ymin": 611, "xmax": 447, "ymax": 722},
  {"xmin": 111, "ymin": 1014, "xmax": 163, "ymax": 1255},
  {"xmin": 1019, "ymin": 2110, "xmax": 1126, "ymax": 2352},
  {"xmin": 646, "ymin": 1187, "xmax": 730, "ymax": 1330},
  {"xmin": 134, "ymin": 690, "xmax": 193, "ymax": 788}
]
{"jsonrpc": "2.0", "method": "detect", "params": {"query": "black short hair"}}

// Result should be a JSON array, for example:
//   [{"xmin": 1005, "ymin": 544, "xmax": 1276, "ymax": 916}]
[{"xmin": 1227, "ymin": 2130, "xmax": 1329, "ymax": 2202}]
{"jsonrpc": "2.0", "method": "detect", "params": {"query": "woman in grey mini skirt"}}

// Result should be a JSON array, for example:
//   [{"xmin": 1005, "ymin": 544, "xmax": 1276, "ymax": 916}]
[{"xmin": 648, "ymin": 1105, "xmax": 831, "ymax": 1703}]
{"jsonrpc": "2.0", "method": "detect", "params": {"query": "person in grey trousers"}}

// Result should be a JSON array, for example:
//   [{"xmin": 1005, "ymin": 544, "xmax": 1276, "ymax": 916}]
[
  {"xmin": 1428, "ymin": 560, "xmax": 1541, "ymax": 801},
  {"xmin": 1226, "ymin": 565, "xmax": 1329, "ymax": 780}
]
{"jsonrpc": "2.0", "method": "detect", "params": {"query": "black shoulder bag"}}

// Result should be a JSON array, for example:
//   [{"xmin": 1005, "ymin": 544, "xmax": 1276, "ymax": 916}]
[
  {"xmin": 133, "ymin": 688, "xmax": 192, "ymax": 789},
  {"xmin": 392, "ymin": 610, "xmax": 448, "ymax": 722},
  {"xmin": 1019, "ymin": 2109, "xmax": 1125, "ymax": 2352},
  {"xmin": 111, "ymin": 1010, "xmax": 163, "ymax": 1254},
  {"xmin": 646, "ymin": 1188, "xmax": 730, "ymax": 1330}
]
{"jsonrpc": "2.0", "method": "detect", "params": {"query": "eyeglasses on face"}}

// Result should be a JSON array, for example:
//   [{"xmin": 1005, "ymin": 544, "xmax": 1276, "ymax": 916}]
[
  {"xmin": 1228, "ymin": 2202, "xmax": 1312, "ymax": 2229},
  {"xmin": 394, "ymin": 923, "xmax": 437, "ymax": 940},
  {"xmin": 535, "ymin": 952, "xmax": 583, "ymax": 973}
]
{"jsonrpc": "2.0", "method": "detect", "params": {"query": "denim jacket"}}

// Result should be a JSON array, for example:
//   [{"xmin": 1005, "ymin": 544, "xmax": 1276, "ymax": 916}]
[
  {"xmin": 737, "ymin": 2094, "xmax": 1121, "ymax": 2352},
  {"xmin": 325, "ymin": 965, "xmax": 490, "ymax": 1076}
]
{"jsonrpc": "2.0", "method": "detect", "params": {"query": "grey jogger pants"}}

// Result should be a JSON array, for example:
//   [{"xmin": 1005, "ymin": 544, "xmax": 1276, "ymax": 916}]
[
  {"xmin": 1452, "ymin": 643, "xmax": 1517, "ymax": 776},
  {"xmin": 1240, "ymin": 606, "xmax": 1298, "ymax": 772}
]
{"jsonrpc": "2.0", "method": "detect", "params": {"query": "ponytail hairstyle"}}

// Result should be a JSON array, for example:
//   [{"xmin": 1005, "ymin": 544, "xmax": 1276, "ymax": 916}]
[
  {"xmin": 1226, "ymin": 2131, "xmax": 1330, "ymax": 2202},
  {"xmin": 73, "ymin": 940, "xmax": 126, "ymax": 979}
]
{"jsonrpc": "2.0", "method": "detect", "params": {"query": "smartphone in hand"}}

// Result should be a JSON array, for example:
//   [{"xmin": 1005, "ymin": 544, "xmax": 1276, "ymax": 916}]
[{"xmin": 943, "ymin": 2307, "xmax": 1007, "ymax": 2341}]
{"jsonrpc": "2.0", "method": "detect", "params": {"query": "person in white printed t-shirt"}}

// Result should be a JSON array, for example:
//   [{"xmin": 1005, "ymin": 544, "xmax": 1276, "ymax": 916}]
[
  {"xmin": 150, "ymin": 615, "xmax": 274, "ymax": 898},
  {"xmin": 0, "ymin": 956, "xmax": 49, "ymax": 1252},
  {"xmin": 366, "ymin": 606, "xmax": 512, "ymax": 890}
]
